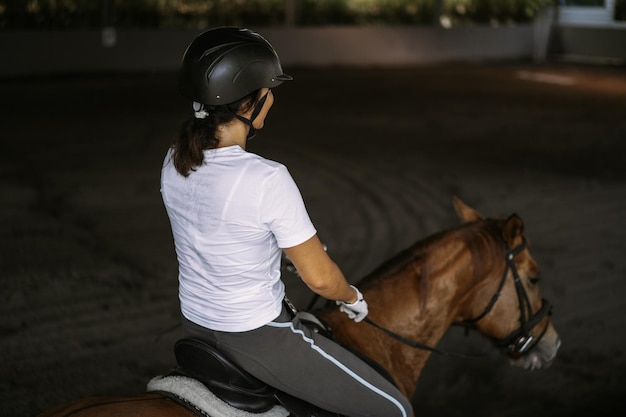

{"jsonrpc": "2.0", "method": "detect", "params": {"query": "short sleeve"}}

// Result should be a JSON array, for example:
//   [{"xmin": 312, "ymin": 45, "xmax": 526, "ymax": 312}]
[{"xmin": 259, "ymin": 165, "xmax": 317, "ymax": 248}]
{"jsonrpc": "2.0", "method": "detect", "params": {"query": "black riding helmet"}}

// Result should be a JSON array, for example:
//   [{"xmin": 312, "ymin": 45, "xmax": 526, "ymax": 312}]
[{"xmin": 180, "ymin": 27, "xmax": 292, "ymax": 107}]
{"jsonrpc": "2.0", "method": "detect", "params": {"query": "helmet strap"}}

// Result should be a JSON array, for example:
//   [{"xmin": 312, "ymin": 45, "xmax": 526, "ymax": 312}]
[
  {"xmin": 232, "ymin": 89, "xmax": 270, "ymax": 140},
  {"xmin": 233, "ymin": 114, "xmax": 257, "ymax": 140}
]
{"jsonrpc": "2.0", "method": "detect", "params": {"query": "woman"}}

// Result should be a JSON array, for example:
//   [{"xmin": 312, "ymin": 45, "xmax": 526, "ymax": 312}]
[{"xmin": 161, "ymin": 27, "xmax": 413, "ymax": 417}]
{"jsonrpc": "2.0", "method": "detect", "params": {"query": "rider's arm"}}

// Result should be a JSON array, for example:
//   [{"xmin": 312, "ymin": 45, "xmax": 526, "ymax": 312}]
[{"xmin": 283, "ymin": 234, "xmax": 358, "ymax": 304}]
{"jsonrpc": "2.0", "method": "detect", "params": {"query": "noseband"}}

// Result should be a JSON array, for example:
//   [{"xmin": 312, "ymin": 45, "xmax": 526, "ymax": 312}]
[{"xmin": 462, "ymin": 237, "xmax": 553, "ymax": 357}]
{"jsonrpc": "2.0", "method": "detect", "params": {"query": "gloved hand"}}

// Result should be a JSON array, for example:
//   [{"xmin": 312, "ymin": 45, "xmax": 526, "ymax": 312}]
[{"xmin": 337, "ymin": 285, "xmax": 368, "ymax": 322}]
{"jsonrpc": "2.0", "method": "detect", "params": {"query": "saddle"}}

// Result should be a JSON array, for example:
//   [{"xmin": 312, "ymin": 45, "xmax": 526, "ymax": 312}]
[{"xmin": 172, "ymin": 337, "xmax": 341, "ymax": 417}]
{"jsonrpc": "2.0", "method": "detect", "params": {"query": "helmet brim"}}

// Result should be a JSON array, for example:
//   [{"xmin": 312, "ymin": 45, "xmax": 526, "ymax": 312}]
[{"xmin": 275, "ymin": 74, "xmax": 293, "ymax": 82}]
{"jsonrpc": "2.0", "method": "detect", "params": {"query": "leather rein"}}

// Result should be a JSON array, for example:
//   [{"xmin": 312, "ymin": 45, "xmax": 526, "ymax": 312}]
[{"xmin": 363, "ymin": 236, "xmax": 553, "ymax": 358}]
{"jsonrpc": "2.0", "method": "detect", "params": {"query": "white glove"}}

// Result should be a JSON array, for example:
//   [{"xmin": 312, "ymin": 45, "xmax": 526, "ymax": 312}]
[{"xmin": 337, "ymin": 285, "xmax": 368, "ymax": 322}]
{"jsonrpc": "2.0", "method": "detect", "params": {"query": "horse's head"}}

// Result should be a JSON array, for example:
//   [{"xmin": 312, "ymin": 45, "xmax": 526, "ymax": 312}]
[{"xmin": 453, "ymin": 196, "xmax": 561, "ymax": 371}]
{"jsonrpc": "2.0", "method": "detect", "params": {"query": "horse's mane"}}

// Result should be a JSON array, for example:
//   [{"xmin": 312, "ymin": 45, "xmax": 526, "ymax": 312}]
[
  {"xmin": 358, "ymin": 219, "xmax": 505, "ymax": 310},
  {"xmin": 456, "ymin": 218, "xmax": 506, "ymax": 281}
]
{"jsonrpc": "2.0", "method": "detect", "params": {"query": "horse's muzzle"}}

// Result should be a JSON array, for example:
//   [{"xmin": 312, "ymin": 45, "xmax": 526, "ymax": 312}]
[{"xmin": 510, "ymin": 326, "xmax": 561, "ymax": 370}]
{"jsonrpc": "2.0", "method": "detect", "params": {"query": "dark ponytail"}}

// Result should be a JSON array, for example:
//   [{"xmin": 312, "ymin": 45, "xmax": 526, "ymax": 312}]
[{"xmin": 171, "ymin": 89, "xmax": 260, "ymax": 177}]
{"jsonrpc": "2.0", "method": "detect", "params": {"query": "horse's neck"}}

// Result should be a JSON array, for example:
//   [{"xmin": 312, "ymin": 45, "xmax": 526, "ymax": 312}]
[
  {"xmin": 321, "ymin": 234, "xmax": 497, "ymax": 398},
  {"xmin": 365, "ymin": 237, "xmax": 487, "ymax": 334}
]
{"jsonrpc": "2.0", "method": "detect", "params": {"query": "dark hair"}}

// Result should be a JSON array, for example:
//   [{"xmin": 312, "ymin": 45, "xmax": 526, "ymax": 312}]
[{"xmin": 171, "ymin": 89, "xmax": 260, "ymax": 177}]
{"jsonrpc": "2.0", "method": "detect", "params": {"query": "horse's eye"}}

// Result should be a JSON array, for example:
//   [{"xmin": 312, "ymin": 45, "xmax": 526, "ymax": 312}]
[{"xmin": 529, "ymin": 276, "xmax": 540, "ymax": 285}]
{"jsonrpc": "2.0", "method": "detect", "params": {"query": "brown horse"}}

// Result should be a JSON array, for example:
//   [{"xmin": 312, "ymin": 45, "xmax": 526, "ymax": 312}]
[{"xmin": 38, "ymin": 197, "xmax": 560, "ymax": 417}]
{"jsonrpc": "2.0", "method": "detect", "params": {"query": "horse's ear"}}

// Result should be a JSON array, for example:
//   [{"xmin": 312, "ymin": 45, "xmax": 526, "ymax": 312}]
[
  {"xmin": 453, "ymin": 196, "xmax": 483, "ymax": 223},
  {"xmin": 502, "ymin": 213, "xmax": 525, "ymax": 247}
]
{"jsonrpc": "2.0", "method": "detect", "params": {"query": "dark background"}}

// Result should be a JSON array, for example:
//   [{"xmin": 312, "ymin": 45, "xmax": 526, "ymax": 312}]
[{"xmin": 1, "ymin": 63, "xmax": 625, "ymax": 416}]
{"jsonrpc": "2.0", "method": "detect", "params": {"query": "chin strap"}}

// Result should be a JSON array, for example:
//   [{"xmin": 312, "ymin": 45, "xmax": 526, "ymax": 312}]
[
  {"xmin": 232, "ymin": 89, "xmax": 271, "ymax": 140},
  {"xmin": 233, "ymin": 114, "xmax": 258, "ymax": 140}
]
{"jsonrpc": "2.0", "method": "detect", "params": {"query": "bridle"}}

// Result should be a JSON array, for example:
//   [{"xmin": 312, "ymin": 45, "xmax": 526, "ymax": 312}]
[
  {"xmin": 461, "ymin": 236, "xmax": 553, "ymax": 357},
  {"xmin": 363, "ymin": 233, "xmax": 553, "ymax": 358}
]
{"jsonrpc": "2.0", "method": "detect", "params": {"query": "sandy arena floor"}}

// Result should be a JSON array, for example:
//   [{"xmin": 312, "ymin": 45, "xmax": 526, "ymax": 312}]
[{"xmin": 1, "ymin": 62, "xmax": 625, "ymax": 417}]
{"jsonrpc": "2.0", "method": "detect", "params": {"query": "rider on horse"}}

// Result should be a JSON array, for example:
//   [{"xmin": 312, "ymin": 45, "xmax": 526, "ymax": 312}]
[{"xmin": 160, "ymin": 26, "xmax": 414, "ymax": 417}]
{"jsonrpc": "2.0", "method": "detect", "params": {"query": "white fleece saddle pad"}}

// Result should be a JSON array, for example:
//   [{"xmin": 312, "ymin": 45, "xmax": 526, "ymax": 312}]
[{"xmin": 147, "ymin": 375, "xmax": 289, "ymax": 417}]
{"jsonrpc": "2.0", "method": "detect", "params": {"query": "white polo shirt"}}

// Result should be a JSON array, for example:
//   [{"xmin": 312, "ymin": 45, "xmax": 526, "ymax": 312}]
[{"xmin": 160, "ymin": 145, "xmax": 316, "ymax": 332}]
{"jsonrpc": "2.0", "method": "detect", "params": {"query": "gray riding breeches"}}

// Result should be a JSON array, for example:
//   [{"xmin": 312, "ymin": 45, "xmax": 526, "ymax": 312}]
[{"xmin": 181, "ymin": 306, "xmax": 413, "ymax": 417}]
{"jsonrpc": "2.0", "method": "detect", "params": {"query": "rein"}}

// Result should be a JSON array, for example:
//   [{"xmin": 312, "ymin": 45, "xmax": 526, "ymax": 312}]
[
  {"xmin": 363, "ymin": 235, "xmax": 552, "ymax": 358},
  {"xmin": 362, "ymin": 317, "xmax": 483, "ymax": 358}
]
